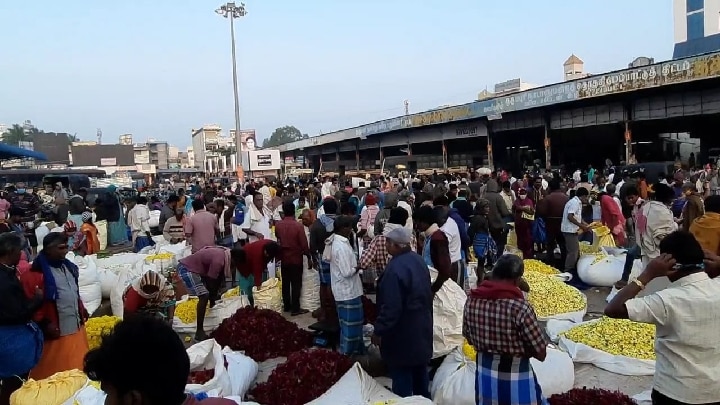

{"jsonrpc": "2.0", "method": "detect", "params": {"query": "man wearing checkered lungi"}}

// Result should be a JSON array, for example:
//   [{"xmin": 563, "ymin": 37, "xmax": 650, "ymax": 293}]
[{"xmin": 463, "ymin": 255, "xmax": 549, "ymax": 404}]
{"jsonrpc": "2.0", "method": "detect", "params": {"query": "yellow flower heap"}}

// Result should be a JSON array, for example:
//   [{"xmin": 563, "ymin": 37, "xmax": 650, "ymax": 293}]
[
  {"xmin": 145, "ymin": 252, "xmax": 174, "ymax": 261},
  {"xmin": 523, "ymin": 259, "xmax": 560, "ymax": 275},
  {"xmin": 462, "ymin": 339, "xmax": 477, "ymax": 360},
  {"xmin": 85, "ymin": 316, "xmax": 121, "ymax": 350},
  {"xmin": 562, "ymin": 316, "xmax": 656, "ymax": 360},
  {"xmin": 175, "ymin": 297, "xmax": 210, "ymax": 324},
  {"xmin": 523, "ymin": 272, "xmax": 585, "ymax": 318}
]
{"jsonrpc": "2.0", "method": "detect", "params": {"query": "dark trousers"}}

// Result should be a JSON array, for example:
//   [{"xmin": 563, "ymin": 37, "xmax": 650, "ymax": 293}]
[
  {"xmin": 388, "ymin": 365, "xmax": 430, "ymax": 399},
  {"xmin": 544, "ymin": 219, "xmax": 566, "ymax": 269},
  {"xmin": 652, "ymin": 389, "xmax": 720, "ymax": 405},
  {"xmin": 280, "ymin": 263, "xmax": 303, "ymax": 312},
  {"xmin": 621, "ymin": 245, "xmax": 641, "ymax": 281},
  {"xmin": 490, "ymin": 227, "xmax": 505, "ymax": 257}
]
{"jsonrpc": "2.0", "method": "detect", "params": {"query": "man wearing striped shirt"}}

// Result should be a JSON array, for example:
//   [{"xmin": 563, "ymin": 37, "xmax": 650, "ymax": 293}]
[{"xmin": 163, "ymin": 208, "xmax": 186, "ymax": 243}]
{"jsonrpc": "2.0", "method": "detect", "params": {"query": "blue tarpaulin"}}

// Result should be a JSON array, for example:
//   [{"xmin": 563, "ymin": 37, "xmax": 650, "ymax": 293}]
[{"xmin": 0, "ymin": 143, "xmax": 47, "ymax": 161}]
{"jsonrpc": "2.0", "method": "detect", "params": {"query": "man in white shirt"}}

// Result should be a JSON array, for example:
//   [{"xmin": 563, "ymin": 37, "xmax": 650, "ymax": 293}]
[
  {"xmin": 605, "ymin": 231, "xmax": 720, "ymax": 405},
  {"xmin": 560, "ymin": 187, "xmax": 590, "ymax": 273},
  {"xmin": 436, "ymin": 206, "xmax": 463, "ymax": 287},
  {"xmin": 241, "ymin": 192, "xmax": 272, "ymax": 243},
  {"xmin": 321, "ymin": 177, "xmax": 336, "ymax": 200},
  {"xmin": 327, "ymin": 215, "xmax": 364, "ymax": 356}
]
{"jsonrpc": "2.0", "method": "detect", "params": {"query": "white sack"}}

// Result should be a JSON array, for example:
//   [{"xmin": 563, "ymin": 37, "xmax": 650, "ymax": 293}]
[
  {"xmin": 97, "ymin": 268, "xmax": 119, "ymax": 299},
  {"xmin": 555, "ymin": 319, "xmax": 655, "ymax": 376},
  {"xmin": 110, "ymin": 265, "xmax": 149, "ymax": 318},
  {"xmin": 252, "ymin": 278, "xmax": 283, "ymax": 313},
  {"xmin": 221, "ymin": 399, "xmax": 261, "ymax": 405},
  {"xmin": 74, "ymin": 255, "xmax": 102, "ymax": 315},
  {"xmin": 529, "ymin": 346, "xmax": 575, "ymax": 396},
  {"xmin": 577, "ymin": 248, "xmax": 625, "ymax": 287},
  {"xmin": 185, "ymin": 339, "xmax": 232, "ymax": 397},
  {"xmin": 35, "ymin": 224, "xmax": 51, "ymax": 252},
  {"xmin": 148, "ymin": 210, "xmax": 161, "ymax": 228},
  {"xmin": 61, "ymin": 381, "xmax": 106, "ymax": 405},
  {"xmin": 222, "ymin": 348, "xmax": 259, "ymax": 398},
  {"xmin": 429, "ymin": 267, "xmax": 466, "ymax": 358},
  {"xmin": 173, "ymin": 295, "xmax": 249, "ymax": 333},
  {"xmin": 299, "ymin": 258, "xmax": 320, "ymax": 311},
  {"xmin": 95, "ymin": 220, "xmax": 108, "ymax": 251},
  {"xmin": 306, "ymin": 363, "xmax": 401, "ymax": 404}
]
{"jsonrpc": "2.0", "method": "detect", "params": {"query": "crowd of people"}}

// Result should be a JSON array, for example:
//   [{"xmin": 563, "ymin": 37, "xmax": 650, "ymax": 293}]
[{"xmin": 1, "ymin": 166, "xmax": 720, "ymax": 404}]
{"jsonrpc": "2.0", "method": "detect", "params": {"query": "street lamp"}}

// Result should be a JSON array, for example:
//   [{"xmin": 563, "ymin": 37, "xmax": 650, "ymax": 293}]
[{"xmin": 215, "ymin": 2, "xmax": 247, "ymax": 180}]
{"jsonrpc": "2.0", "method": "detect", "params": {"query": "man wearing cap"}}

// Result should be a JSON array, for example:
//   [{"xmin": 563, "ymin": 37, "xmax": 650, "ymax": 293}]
[{"xmin": 372, "ymin": 227, "xmax": 432, "ymax": 398}]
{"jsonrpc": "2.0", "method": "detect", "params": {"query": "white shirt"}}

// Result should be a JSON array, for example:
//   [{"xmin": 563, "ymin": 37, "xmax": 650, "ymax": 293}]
[
  {"xmin": 626, "ymin": 274, "xmax": 720, "ymax": 404},
  {"xmin": 615, "ymin": 180, "xmax": 625, "ymax": 196},
  {"xmin": 613, "ymin": 196, "xmax": 622, "ymax": 212},
  {"xmin": 128, "ymin": 205, "xmax": 151, "ymax": 234},
  {"xmin": 572, "ymin": 170, "xmax": 582, "ymax": 183},
  {"xmin": 441, "ymin": 218, "xmax": 462, "ymax": 263},
  {"xmin": 241, "ymin": 205, "xmax": 272, "ymax": 243},
  {"xmin": 329, "ymin": 234, "xmax": 363, "ymax": 301},
  {"xmin": 321, "ymin": 182, "xmax": 334, "ymax": 199},
  {"xmin": 560, "ymin": 196, "xmax": 583, "ymax": 233}
]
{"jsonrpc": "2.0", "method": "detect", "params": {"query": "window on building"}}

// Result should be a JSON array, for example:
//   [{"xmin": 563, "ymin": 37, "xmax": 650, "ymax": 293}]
[
  {"xmin": 687, "ymin": 0, "xmax": 704, "ymax": 13},
  {"xmin": 687, "ymin": 12, "xmax": 705, "ymax": 40}
]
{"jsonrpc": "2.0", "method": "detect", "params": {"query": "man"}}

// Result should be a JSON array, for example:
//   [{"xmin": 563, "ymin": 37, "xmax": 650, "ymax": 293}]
[
  {"xmin": 84, "ymin": 316, "xmax": 236, "ymax": 405},
  {"xmin": 177, "ymin": 246, "xmax": 244, "ymax": 341},
  {"xmin": 372, "ymin": 227, "xmax": 432, "ymax": 398},
  {"xmin": 690, "ymin": 195, "xmax": 720, "ymax": 254},
  {"xmin": 274, "ymin": 202, "xmax": 311, "ymax": 315},
  {"xmin": 560, "ymin": 187, "xmax": 590, "ymax": 274},
  {"xmin": 449, "ymin": 189, "xmax": 473, "ymax": 223},
  {"xmin": 185, "ymin": 199, "xmax": 219, "ymax": 253},
  {"xmin": 235, "ymin": 239, "xmax": 281, "ymax": 305},
  {"xmin": 537, "ymin": 179, "xmax": 569, "ymax": 269},
  {"xmin": 616, "ymin": 185, "xmax": 645, "ymax": 288},
  {"xmin": 360, "ymin": 208, "xmax": 415, "ymax": 279},
  {"xmin": 680, "ymin": 182, "xmax": 704, "ymax": 232},
  {"xmin": 483, "ymin": 179, "xmax": 511, "ymax": 255},
  {"xmin": 127, "ymin": 197, "xmax": 153, "ymax": 253},
  {"xmin": 327, "ymin": 215, "xmax": 364, "ymax": 355},
  {"xmin": 163, "ymin": 208, "xmax": 186, "ymax": 243},
  {"xmin": 434, "ymin": 204, "xmax": 466, "ymax": 288},
  {"xmin": 159, "ymin": 195, "xmax": 179, "ymax": 231},
  {"xmin": 605, "ymin": 231, "xmax": 720, "ymax": 405},
  {"xmin": 413, "ymin": 205, "xmax": 451, "ymax": 294},
  {"xmin": 241, "ymin": 192, "xmax": 272, "ymax": 243}
]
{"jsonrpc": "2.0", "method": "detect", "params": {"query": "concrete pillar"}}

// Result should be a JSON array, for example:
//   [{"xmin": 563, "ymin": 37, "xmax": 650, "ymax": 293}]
[{"xmin": 544, "ymin": 120, "xmax": 551, "ymax": 171}]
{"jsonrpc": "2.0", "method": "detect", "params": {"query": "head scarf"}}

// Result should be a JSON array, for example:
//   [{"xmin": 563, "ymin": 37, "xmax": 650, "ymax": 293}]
[
  {"xmin": 133, "ymin": 271, "xmax": 167, "ymax": 300},
  {"xmin": 365, "ymin": 193, "xmax": 377, "ymax": 205},
  {"xmin": 107, "ymin": 185, "xmax": 117, "ymax": 193},
  {"xmin": 64, "ymin": 220, "xmax": 77, "ymax": 232},
  {"xmin": 81, "ymin": 212, "xmax": 92, "ymax": 223}
]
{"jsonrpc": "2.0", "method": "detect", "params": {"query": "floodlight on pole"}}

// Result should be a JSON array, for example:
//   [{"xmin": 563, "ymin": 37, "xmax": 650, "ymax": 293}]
[{"xmin": 215, "ymin": 2, "xmax": 247, "ymax": 179}]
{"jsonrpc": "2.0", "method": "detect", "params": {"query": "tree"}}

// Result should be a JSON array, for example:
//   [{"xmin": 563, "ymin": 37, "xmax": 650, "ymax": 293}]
[
  {"xmin": 1, "ymin": 124, "xmax": 30, "ymax": 146},
  {"xmin": 68, "ymin": 133, "xmax": 79, "ymax": 143},
  {"xmin": 262, "ymin": 125, "xmax": 304, "ymax": 148}
]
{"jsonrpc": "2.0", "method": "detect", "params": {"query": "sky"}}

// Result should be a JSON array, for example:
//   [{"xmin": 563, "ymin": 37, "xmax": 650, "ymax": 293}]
[{"xmin": 0, "ymin": 0, "xmax": 674, "ymax": 149}]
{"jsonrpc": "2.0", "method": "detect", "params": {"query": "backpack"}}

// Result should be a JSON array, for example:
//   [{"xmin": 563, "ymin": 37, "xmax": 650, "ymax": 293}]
[{"xmin": 233, "ymin": 202, "xmax": 246, "ymax": 226}]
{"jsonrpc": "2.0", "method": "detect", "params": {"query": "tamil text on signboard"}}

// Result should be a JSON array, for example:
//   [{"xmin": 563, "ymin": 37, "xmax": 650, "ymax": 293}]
[
  {"xmin": 248, "ymin": 149, "xmax": 281, "ymax": 171},
  {"xmin": 479, "ymin": 83, "xmax": 578, "ymax": 115},
  {"xmin": 410, "ymin": 105, "xmax": 474, "ymax": 127},
  {"xmin": 576, "ymin": 52, "xmax": 720, "ymax": 98}
]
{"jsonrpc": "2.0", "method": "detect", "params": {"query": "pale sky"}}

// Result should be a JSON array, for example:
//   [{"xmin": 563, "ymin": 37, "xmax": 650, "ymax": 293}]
[{"xmin": 0, "ymin": 0, "xmax": 674, "ymax": 148}]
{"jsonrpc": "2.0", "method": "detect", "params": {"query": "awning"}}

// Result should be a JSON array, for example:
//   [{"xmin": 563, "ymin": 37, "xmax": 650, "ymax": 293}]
[{"xmin": 0, "ymin": 143, "xmax": 47, "ymax": 161}]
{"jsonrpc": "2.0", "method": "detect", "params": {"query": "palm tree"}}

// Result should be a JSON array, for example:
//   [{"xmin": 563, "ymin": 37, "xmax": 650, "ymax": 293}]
[
  {"xmin": 68, "ymin": 133, "xmax": 79, "ymax": 143},
  {"xmin": 2, "ymin": 124, "xmax": 29, "ymax": 146}
]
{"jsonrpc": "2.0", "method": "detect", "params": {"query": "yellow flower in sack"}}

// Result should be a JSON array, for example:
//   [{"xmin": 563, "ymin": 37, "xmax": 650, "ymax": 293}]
[
  {"xmin": 146, "ymin": 253, "xmax": 174, "ymax": 261},
  {"xmin": 85, "ymin": 316, "xmax": 121, "ymax": 350},
  {"xmin": 523, "ymin": 272, "xmax": 585, "ymax": 317},
  {"xmin": 10, "ymin": 370, "xmax": 88, "ymax": 405},
  {"xmin": 175, "ymin": 297, "xmax": 210, "ymax": 324},
  {"xmin": 462, "ymin": 340, "xmax": 477, "ymax": 360},
  {"xmin": 562, "ymin": 317, "xmax": 656, "ymax": 360},
  {"xmin": 222, "ymin": 288, "xmax": 240, "ymax": 298},
  {"xmin": 523, "ymin": 259, "xmax": 560, "ymax": 275}
]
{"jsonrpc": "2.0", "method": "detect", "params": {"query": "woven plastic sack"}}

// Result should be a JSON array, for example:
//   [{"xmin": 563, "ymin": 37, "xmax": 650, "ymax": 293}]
[
  {"xmin": 252, "ymin": 277, "xmax": 283, "ymax": 313},
  {"xmin": 95, "ymin": 220, "xmax": 108, "ymax": 251},
  {"xmin": 10, "ymin": 370, "xmax": 88, "ymax": 405},
  {"xmin": 429, "ymin": 267, "xmax": 466, "ymax": 358}
]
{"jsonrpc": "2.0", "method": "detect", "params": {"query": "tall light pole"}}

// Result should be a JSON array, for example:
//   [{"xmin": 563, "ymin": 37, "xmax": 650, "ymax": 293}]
[{"xmin": 216, "ymin": 2, "xmax": 247, "ymax": 180}]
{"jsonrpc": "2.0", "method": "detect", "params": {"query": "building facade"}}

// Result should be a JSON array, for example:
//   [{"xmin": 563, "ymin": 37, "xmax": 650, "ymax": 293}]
[{"xmin": 674, "ymin": 0, "xmax": 720, "ymax": 58}]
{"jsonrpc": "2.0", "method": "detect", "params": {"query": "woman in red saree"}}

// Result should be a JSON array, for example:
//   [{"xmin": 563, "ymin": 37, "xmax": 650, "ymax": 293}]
[
  {"xmin": 600, "ymin": 184, "xmax": 626, "ymax": 246},
  {"xmin": 513, "ymin": 189, "xmax": 535, "ymax": 259}
]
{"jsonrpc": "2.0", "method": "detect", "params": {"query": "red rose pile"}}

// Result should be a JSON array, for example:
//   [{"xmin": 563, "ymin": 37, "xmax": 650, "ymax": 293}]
[
  {"xmin": 212, "ymin": 307, "xmax": 313, "ymax": 362},
  {"xmin": 187, "ymin": 369, "xmax": 215, "ymax": 385},
  {"xmin": 549, "ymin": 388, "xmax": 638, "ymax": 404},
  {"xmin": 249, "ymin": 349, "xmax": 354, "ymax": 405}
]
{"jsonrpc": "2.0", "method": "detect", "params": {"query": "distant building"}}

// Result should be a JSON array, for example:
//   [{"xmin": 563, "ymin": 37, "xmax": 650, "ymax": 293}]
[
  {"xmin": 32, "ymin": 132, "xmax": 72, "ymax": 165},
  {"xmin": 673, "ymin": 0, "xmax": 720, "ymax": 58},
  {"xmin": 191, "ymin": 125, "xmax": 237, "ymax": 172},
  {"xmin": 147, "ymin": 140, "xmax": 169, "ymax": 170},
  {"xmin": 628, "ymin": 56, "xmax": 655, "ymax": 68},
  {"xmin": 563, "ymin": 54, "xmax": 590, "ymax": 81},
  {"xmin": 71, "ymin": 144, "xmax": 135, "ymax": 167}
]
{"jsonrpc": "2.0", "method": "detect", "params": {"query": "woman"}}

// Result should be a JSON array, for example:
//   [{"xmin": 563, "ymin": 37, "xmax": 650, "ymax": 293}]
[
  {"xmin": 463, "ymin": 255, "xmax": 549, "ymax": 405},
  {"xmin": 71, "ymin": 212, "xmax": 101, "ymax": 256},
  {"xmin": 600, "ymin": 186, "xmax": 626, "ymax": 247},
  {"xmin": 468, "ymin": 198, "xmax": 496, "ymax": 271},
  {"xmin": 513, "ymin": 189, "xmax": 535, "ymax": 259},
  {"xmin": 123, "ymin": 271, "xmax": 175, "ymax": 320},
  {"xmin": 19, "ymin": 232, "xmax": 89, "ymax": 380},
  {"xmin": 0, "ymin": 233, "xmax": 44, "ymax": 405},
  {"xmin": 105, "ymin": 185, "xmax": 128, "ymax": 246},
  {"xmin": 358, "ymin": 193, "xmax": 379, "ymax": 248}
]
